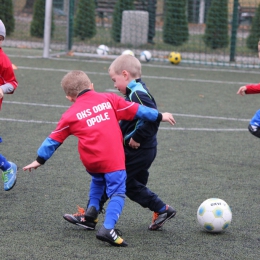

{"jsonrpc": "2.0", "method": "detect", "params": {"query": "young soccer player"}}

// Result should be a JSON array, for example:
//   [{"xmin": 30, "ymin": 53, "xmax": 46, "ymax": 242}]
[
  {"xmin": 237, "ymin": 83, "xmax": 260, "ymax": 138},
  {"xmin": 23, "ymin": 70, "xmax": 176, "ymax": 247},
  {"xmin": 0, "ymin": 20, "xmax": 18, "ymax": 191},
  {"xmin": 63, "ymin": 55, "xmax": 177, "ymax": 231}
]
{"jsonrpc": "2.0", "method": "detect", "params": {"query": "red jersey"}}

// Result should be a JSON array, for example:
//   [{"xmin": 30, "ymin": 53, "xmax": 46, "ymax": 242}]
[
  {"xmin": 0, "ymin": 48, "xmax": 18, "ymax": 109},
  {"xmin": 49, "ymin": 90, "xmax": 139, "ymax": 173},
  {"xmin": 245, "ymin": 83, "xmax": 260, "ymax": 94}
]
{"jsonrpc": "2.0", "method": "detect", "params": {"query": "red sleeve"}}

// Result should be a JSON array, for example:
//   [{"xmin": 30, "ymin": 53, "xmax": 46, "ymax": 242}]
[
  {"xmin": 49, "ymin": 115, "xmax": 71, "ymax": 143},
  {"xmin": 107, "ymin": 93, "xmax": 139, "ymax": 121},
  {"xmin": 245, "ymin": 83, "xmax": 260, "ymax": 94},
  {"xmin": 0, "ymin": 49, "xmax": 18, "ymax": 109},
  {"xmin": 0, "ymin": 49, "xmax": 18, "ymax": 91}
]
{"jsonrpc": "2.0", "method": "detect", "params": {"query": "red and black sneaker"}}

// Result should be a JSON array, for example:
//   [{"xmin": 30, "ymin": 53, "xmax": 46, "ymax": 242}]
[{"xmin": 148, "ymin": 205, "xmax": 176, "ymax": 231}]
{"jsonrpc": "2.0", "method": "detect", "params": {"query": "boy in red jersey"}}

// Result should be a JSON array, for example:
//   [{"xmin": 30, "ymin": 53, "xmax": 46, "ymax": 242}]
[
  {"xmin": 0, "ymin": 20, "xmax": 18, "ymax": 191},
  {"xmin": 237, "ymin": 82, "xmax": 260, "ymax": 138},
  {"xmin": 23, "ymin": 70, "xmax": 176, "ymax": 247}
]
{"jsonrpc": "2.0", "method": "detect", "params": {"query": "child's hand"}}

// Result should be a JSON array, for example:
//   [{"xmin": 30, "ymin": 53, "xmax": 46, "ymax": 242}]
[
  {"xmin": 161, "ymin": 113, "xmax": 176, "ymax": 126},
  {"xmin": 128, "ymin": 138, "xmax": 140, "ymax": 149},
  {"xmin": 0, "ymin": 88, "xmax": 4, "ymax": 99},
  {"xmin": 237, "ymin": 86, "xmax": 247, "ymax": 96},
  {"xmin": 23, "ymin": 160, "xmax": 41, "ymax": 172}
]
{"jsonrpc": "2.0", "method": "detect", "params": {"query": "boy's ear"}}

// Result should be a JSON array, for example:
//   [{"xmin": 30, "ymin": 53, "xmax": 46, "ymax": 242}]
[
  {"xmin": 66, "ymin": 95, "xmax": 74, "ymax": 102},
  {"xmin": 122, "ymin": 70, "xmax": 129, "ymax": 79},
  {"xmin": 89, "ymin": 83, "xmax": 94, "ymax": 90}
]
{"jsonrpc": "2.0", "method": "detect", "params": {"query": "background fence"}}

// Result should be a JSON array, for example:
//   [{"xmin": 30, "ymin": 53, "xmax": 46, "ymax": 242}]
[{"xmin": 2, "ymin": 0, "xmax": 260, "ymax": 68}]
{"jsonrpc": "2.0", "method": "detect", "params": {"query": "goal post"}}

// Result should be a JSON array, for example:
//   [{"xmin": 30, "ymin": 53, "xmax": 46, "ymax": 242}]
[{"xmin": 43, "ymin": 0, "xmax": 53, "ymax": 58}]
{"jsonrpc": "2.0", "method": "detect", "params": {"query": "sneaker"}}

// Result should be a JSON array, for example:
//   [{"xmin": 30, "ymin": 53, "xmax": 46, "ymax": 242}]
[
  {"xmin": 148, "ymin": 205, "xmax": 176, "ymax": 231},
  {"xmin": 86, "ymin": 198, "xmax": 106, "ymax": 214},
  {"xmin": 2, "ymin": 162, "xmax": 17, "ymax": 191},
  {"xmin": 63, "ymin": 206, "xmax": 98, "ymax": 230},
  {"xmin": 85, "ymin": 206, "xmax": 99, "ymax": 222},
  {"xmin": 96, "ymin": 225, "xmax": 128, "ymax": 247}
]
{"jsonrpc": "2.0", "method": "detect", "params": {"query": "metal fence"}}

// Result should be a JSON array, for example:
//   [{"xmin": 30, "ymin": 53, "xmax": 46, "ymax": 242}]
[{"xmin": 4, "ymin": 0, "xmax": 260, "ymax": 68}]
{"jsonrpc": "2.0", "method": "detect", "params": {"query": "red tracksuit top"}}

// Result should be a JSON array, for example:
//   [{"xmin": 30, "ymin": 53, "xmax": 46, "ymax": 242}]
[
  {"xmin": 245, "ymin": 83, "xmax": 260, "ymax": 94},
  {"xmin": 49, "ymin": 90, "xmax": 139, "ymax": 173},
  {"xmin": 0, "ymin": 48, "xmax": 18, "ymax": 109}
]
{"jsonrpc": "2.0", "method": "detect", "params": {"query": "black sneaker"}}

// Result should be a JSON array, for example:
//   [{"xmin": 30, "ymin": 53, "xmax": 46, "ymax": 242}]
[
  {"xmin": 63, "ymin": 206, "xmax": 97, "ymax": 230},
  {"xmin": 96, "ymin": 225, "xmax": 128, "ymax": 247},
  {"xmin": 148, "ymin": 205, "xmax": 176, "ymax": 231},
  {"xmin": 86, "ymin": 196, "xmax": 107, "ymax": 214},
  {"xmin": 85, "ymin": 206, "xmax": 99, "ymax": 223}
]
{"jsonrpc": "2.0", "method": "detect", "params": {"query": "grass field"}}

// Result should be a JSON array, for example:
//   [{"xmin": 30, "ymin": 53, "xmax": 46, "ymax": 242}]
[{"xmin": 0, "ymin": 48, "xmax": 259, "ymax": 259}]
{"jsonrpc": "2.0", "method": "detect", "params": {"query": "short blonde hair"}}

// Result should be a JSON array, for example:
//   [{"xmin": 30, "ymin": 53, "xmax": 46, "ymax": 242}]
[
  {"xmin": 61, "ymin": 70, "xmax": 91, "ymax": 97},
  {"xmin": 109, "ymin": 54, "xmax": 142, "ymax": 78}
]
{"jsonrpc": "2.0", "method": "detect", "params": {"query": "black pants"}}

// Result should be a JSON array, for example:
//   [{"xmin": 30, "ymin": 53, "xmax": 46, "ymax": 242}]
[
  {"xmin": 100, "ymin": 146, "xmax": 165, "ymax": 213},
  {"xmin": 124, "ymin": 146, "xmax": 165, "ymax": 212}
]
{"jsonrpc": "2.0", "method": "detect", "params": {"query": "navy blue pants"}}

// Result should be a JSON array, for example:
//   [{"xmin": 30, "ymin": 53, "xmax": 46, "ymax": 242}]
[
  {"xmin": 124, "ymin": 146, "xmax": 165, "ymax": 212},
  {"xmin": 99, "ymin": 146, "xmax": 165, "ymax": 212}
]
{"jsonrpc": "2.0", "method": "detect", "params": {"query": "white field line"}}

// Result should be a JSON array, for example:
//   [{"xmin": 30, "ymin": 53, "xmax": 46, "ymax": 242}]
[
  {"xmin": 0, "ymin": 117, "xmax": 57, "ymax": 124},
  {"xmin": 3, "ymin": 101, "xmax": 69, "ymax": 108},
  {"xmin": 160, "ymin": 127, "xmax": 247, "ymax": 131},
  {"xmin": 2, "ymin": 101, "xmax": 251, "ymax": 122},
  {"xmin": 172, "ymin": 113, "xmax": 249, "ymax": 122},
  {"xmin": 16, "ymin": 66, "xmax": 251, "ymax": 85},
  {"xmin": 1, "ymin": 101, "xmax": 249, "ymax": 131},
  {"xmin": 2, "ymin": 64, "xmax": 250, "ymax": 131},
  {"xmin": 9, "ymin": 54, "xmax": 260, "ymax": 75}
]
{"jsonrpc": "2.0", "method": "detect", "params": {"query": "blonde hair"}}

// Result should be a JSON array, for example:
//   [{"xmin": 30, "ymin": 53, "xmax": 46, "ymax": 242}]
[
  {"xmin": 109, "ymin": 54, "xmax": 142, "ymax": 78},
  {"xmin": 61, "ymin": 70, "xmax": 91, "ymax": 97}
]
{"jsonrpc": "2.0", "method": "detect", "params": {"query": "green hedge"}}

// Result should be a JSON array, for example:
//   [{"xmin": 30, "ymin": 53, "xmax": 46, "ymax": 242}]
[{"xmin": 0, "ymin": 0, "xmax": 15, "ymax": 36}]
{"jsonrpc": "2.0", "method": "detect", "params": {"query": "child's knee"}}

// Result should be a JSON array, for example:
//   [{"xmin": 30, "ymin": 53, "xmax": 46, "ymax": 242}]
[{"xmin": 248, "ymin": 124, "xmax": 260, "ymax": 138}]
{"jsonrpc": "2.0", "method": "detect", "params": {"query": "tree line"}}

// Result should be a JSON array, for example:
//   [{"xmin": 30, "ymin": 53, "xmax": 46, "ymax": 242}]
[{"xmin": 1, "ymin": 0, "xmax": 260, "ymax": 51}]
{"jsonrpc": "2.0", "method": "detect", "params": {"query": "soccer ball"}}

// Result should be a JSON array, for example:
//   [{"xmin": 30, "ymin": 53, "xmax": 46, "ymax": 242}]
[
  {"xmin": 122, "ymin": 49, "xmax": 135, "ymax": 56},
  {"xmin": 96, "ymin": 45, "xmax": 109, "ymax": 55},
  {"xmin": 140, "ymin": 50, "xmax": 152, "ymax": 62},
  {"xmin": 168, "ymin": 52, "xmax": 181, "ymax": 65},
  {"xmin": 197, "ymin": 198, "xmax": 232, "ymax": 233}
]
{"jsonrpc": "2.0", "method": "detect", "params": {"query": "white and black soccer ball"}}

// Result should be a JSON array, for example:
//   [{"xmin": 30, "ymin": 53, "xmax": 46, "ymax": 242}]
[
  {"xmin": 140, "ymin": 50, "xmax": 152, "ymax": 62},
  {"xmin": 197, "ymin": 198, "xmax": 232, "ymax": 233},
  {"xmin": 96, "ymin": 45, "xmax": 109, "ymax": 55},
  {"xmin": 122, "ymin": 49, "xmax": 135, "ymax": 56}
]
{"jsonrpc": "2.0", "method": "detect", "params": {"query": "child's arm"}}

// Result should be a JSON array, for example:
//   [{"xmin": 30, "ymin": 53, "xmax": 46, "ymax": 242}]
[
  {"xmin": 237, "ymin": 86, "xmax": 247, "ymax": 96},
  {"xmin": 161, "ymin": 112, "xmax": 176, "ymax": 125},
  {"xmin": 23, "ymin": 160, "xmax": 41, "ymax": 172},
  {"xmin": 23, "ymin": 137, "xmax": 61, "ymax": 172},
  {"xmin": 0, "ymin": 83, "xmax": 15, "ymax": 93},
  {"xmin": 134, "ymin": 105, "xmax": 175, "ymax": 125},
  {"xmin": 129, "ymin": 89, "xmax": 159, "ymax": 147},
  {"xmin": 0, "ymin": 83, "xmax": 15, "ymax": 99},
  {"xmin": 237, "ymin": 83, "xmax": 260, "ymax": 95},
  {"xmin": 0, "ymin": 56, "xmax": 18, "ymax": 95},
  {"xmin": 110, "ymin": 93, "xmax": 176, "ymax": 125}
]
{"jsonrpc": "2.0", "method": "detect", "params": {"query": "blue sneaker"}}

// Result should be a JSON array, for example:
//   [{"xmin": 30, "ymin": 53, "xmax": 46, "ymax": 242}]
[{"xmin": 2, "ymin": 162, "xmax": 17, "ymax": 191}]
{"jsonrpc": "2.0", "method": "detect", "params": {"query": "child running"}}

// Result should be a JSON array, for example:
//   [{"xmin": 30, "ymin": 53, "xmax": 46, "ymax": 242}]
[
  {"xmin": 237, "ymin": 83, "xmax": 260, "ymax": 138},
  {"xmin": 23, "ymin": 70, "xmax": 176, "ymax": 247},
  {"xmin": 0, "ymin": 19, "xmax": 18, "ymax": 191}
]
